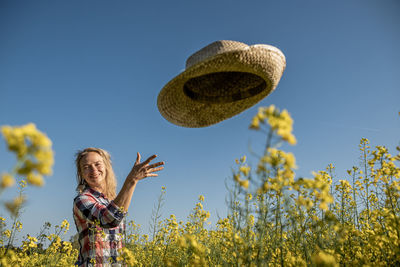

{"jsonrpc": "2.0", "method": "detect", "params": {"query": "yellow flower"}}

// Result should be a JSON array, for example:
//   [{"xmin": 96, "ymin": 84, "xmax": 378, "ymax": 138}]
[
  {"xmin": 312, "ymin": 251, "xmax": 338, "ymax": 267},
  {"xmin": 249, "ymin": 116, "xmax": 260, "ymax": 130},
  {"xmin": 26, "ymin": 173, "xmax": 44, "ymax": 186},
  {"xmin": 23, "ymin": 235, "xmax": 38, "ymax": 249},
  {"xmin": 3, "ymin": 229, "xmax": 11, "ymax": 238},
  {"xmin": 198, "ymin": 195, "xmax": 205, "ymax": 202},
  {"xmin": 60, "ymin": 219, "xmax": 70, "ymax": 233},
  {"xmin": 19, "ymin": 179, "xmax": 27, "ymax": 188},
  {"xmin": 266, "ymin": 104, "xmax": 276, "ymax": 115},
  {"xmin": 16, "ymin": 221, "xmax": 23, "ymax": 230},
  {"xmin": 1, "ymin": 173, "xmax": 15, "ymax": 188},
  {"xmin": 239, "ymin": 180, "xmax": 249, "ymax": 189},
  {"xmin": 256, "ymin": 106, "xmax": 297, "ymax": 145},
  {"xmin": 34, "ymin": 150, "xmax": 54, "ymax": 175},
  {"xmin": 239, "ymin": 165, "xmax": 251, "ymax": 176},
  {"xmin": 1, "ymin": 123, "xmax": 54, "ymax": 180},
  {"xmin": 283, "ymin": 152, "xmax": 297, "ymax": 169},
  {"xmin": 30, "ymin": 132, "xmax": 52, "ymax": 149},
  {"xmin": 178, "ymin": 236, "xmax": 187, "ymax": 247},
  {"xmin": 286, "ymin": 134, "xmax": 297, "ymax": 145},
  {"xmin": 319, "ymin": 201, "xmax": 329, "ymax": 211}
]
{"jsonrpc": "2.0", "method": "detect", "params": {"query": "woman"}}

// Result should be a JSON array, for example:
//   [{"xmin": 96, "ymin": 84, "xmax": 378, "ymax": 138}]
[{"xmin": 73, "ymin": 147, "xmax": 164, "ymax": 266}]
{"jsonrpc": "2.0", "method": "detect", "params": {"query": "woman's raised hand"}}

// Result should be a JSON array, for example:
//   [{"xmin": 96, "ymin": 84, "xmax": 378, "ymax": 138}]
[{"xmin": 128, "ymin": 152, "xmax": 164, "ymax": 183}]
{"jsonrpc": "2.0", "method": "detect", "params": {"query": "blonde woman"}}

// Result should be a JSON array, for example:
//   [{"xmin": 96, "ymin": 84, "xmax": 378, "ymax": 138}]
[{"xmin": 73, "ymin": 148, "xmax": 164, "ymax": 266}]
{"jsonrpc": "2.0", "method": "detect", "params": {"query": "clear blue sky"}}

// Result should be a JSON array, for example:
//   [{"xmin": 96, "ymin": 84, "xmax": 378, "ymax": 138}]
[{"xmin": 1, "ymin": 0, "xmax": 399, "ymax": 242}]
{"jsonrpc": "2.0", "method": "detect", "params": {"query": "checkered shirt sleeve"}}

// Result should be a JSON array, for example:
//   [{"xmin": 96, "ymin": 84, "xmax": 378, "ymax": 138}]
[{"xmin": 74, "ymin": 191, "xmax": 125, "ymax": 228}]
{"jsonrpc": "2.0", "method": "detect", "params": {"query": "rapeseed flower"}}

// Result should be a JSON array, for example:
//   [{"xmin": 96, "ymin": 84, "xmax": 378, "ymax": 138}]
[
  {"xmin": 239, "ymin": 165, "xmax": 250, "ymax": 176},
  {"xmin": 239, "ymin": 179, "xmax": 249, "ymax": 189},
  {"xmin": 26, "ymin": 173, "xmax": 44, "ymax": 187},
  {"xmin": 312, "ymin": 251, "xmax": 338, "ymax": 267},
  {"xmin": 0, "ymin": 173, "xmax": 15, "ymax": 188},
  {"xmin": 1, "ymin": 123, "xmax": 54, "ymax": 183}
]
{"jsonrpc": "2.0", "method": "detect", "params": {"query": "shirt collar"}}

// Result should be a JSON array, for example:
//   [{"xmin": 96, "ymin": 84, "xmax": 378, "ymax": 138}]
[{"xmin": 84, "ymin": 186, "xmax": 106, "ymax": 198}]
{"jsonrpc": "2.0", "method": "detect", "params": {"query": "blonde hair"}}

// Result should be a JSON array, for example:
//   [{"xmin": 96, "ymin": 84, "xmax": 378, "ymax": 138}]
[{"xmin": 75, "ymin": 147, "xmax": 117, "ymax": 200}]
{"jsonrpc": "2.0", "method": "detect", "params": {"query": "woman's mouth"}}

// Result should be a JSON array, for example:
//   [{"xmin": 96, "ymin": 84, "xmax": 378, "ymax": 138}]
[{"xmin": 90, "ymin": 173, "xmax": 101, "ymax": 179}]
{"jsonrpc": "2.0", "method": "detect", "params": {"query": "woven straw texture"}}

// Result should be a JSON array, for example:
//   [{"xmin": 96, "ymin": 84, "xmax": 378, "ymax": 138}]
[{"xmin": 157, "ymin": 40, "xmax": 286, "ymax": 128}]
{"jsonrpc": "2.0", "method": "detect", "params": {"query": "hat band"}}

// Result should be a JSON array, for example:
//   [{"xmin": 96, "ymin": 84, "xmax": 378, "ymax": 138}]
[{"xmin": 183, "ymin": 72, "xmax": 267, "ymax": 104}]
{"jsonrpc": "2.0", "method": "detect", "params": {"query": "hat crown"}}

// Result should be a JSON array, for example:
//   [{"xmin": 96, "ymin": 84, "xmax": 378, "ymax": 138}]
[{"xmin": 186, "ymin": 40, "xmax": 249, "ymax": 69}]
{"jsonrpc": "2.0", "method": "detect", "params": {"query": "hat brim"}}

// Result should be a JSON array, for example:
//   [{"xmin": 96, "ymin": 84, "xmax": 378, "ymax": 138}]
[{"xmin": 157, "ymin": 45, "xmax": 286, "ymax": 128}]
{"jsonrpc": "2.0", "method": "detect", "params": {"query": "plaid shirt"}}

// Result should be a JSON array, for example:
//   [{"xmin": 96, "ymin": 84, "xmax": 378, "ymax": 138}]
[{"xmin": 73, "ymin": 187, "xmax": 126, "ymax": 266}]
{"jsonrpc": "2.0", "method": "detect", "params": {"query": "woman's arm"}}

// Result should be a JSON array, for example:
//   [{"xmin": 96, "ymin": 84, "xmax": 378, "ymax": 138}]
[
  {"xmin": 113, "ymin": 152, "xmax": 164, "ymax": 212},
  {"xmin": 74, "ymin": 193, "xmax": 125, "ymax": 228}
]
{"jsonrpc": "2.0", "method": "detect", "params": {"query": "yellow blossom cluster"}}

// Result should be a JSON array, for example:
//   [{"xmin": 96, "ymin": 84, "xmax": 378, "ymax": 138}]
[
  {"xmin": 233, "ymin": 155, "xmax": 250, "ymax": 189},
  {"xmin": 0, "ymin": 220, "xmax": 77, "ymax": 266},
  {"xmin": 21, "ymin": 235, "xmax": 38, "ymax": 252},
  {"xmin": 0, "ymin": 174, "xmax": 14, "ymax": 189},
  {"xmin": 1, "ymin": 123, "xmax": 54, "ymax": 188},
  {"xmin": 250, "ymin": 105, "xmax": 297, "ymax": 145},
  {"xmin": 259, "ymin": 148, "xmax": 297, "ymax": 195},
  {"xmin": 294, "ymin": 171, "xmax": 334, "ymax": 211}
]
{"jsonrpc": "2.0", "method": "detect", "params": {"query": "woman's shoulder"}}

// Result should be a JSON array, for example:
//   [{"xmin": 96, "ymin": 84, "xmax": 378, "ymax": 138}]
[
  {"xmin": 74, "ymin": 187, "xmax": 109, "ymax": 208},
  {"xmin": 74, "ymin": 187, "xmax": 97, "ymax": 203}
]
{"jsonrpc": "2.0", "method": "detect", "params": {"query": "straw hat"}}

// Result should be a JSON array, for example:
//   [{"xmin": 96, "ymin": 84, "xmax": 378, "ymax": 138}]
[{"xmin": 157, "ymin": 40, "xmax": 286, "ymax": 128}]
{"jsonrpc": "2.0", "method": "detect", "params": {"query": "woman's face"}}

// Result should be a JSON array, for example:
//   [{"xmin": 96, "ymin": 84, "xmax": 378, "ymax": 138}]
[{"xmin": 80, "ymin": 152, "xmax": 106, "ymax": 190}]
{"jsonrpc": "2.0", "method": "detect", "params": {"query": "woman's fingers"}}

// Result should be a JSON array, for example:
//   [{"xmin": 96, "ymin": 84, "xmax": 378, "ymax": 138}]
[
  {"xmin": 136, "ymin": 153, "xmax": 163, "ymax": 168},
  {"xmin": 135, "ymin": 152, "xmax": 141, "ymax": 165},
  {"xmin": 148, "ymin": 166, "xmax": 164, "ymax": 173},
  {"xmin": 143, "ymin": 154, "xmax": 158, "ymax": 165},
  {"xmin": 142, "ymin": 165, "xmax": 164, "ymax": 177},
  {"xmin": 131, "ymin": 153, "xmax": 164, "ymax": 180},
  {"xmin": 148, "ymin": 161, "xmax": 165, "ymax": 169},
  {"xmin": 138, "ymin": 164, "xmax": 164, "ymax": 180}
]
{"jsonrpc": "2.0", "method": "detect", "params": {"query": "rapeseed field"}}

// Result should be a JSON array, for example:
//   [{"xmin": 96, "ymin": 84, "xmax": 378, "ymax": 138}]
[{"xmin": 1, "ymin": 106, "xmax": 399, "ymax": 266}]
